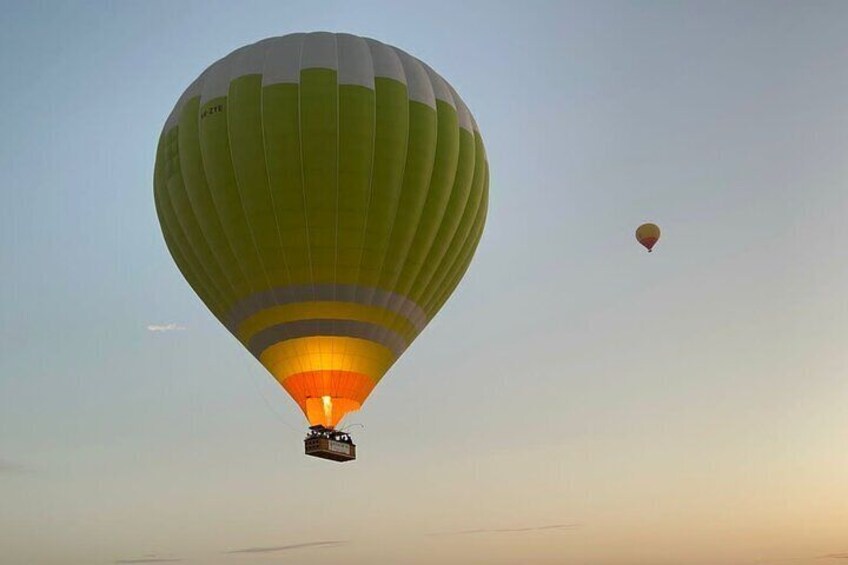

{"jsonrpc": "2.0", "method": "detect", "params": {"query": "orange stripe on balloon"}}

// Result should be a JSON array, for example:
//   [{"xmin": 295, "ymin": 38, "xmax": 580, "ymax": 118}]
[{"xmin": 281, "ymin": 370, "xmax": 376, "ymax": 427}]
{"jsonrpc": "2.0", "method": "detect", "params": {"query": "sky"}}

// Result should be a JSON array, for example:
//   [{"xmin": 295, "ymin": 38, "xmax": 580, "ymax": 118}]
[{"xmin": 1, "ymin": 1, "xmax": 847, "ymax": 563}]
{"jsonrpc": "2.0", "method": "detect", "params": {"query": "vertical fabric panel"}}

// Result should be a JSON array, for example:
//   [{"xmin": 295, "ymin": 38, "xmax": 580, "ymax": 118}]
[
  {"xmin": 417, "ymin": 132, "xmax": 488, "ymax": 316},
  {"xmin": 374, "ymin": 101, "xmax": 437, "ymax": 295},
  {"xmin": 228, "ymin": 74, "xmax": 290, "ymax": 289},
  {"xmin": 427, "ymin": 176, "xmax": 489, "ymax": 316},
  {"xmin": 261, "ymin": 83, "xmax": 309, "ymax": 286},
  {"xmin": 335, "ymin": 84, "xmax": 375, "ymax": 284},
  {"xmin": 199, "ymin": 93, "xmax": 271, "ymax": 296},
  {"xmin": 163, "ymin": 129, "xmax": 239, "ymax": 315},
  {"xmin": 298, "ymin": 68, "xmax": 339, "ymax": 285},
  {"xmin": 177, "ymin": 97, "xmax": 253, "ymax": 300},
  {"xmin": 154, "ymin": 131, "xmax": 228, "ymax": 322},
  {"xmin": 394, "ymin": 99, "xmax": 460, "ymax": 297},
  {"xmin": 408, "ymin": 127, "xmax": 476, "ymax": 305},
  {"xmin": 354, "ymin": 77, "xmax": 409, "ymax": 295}
]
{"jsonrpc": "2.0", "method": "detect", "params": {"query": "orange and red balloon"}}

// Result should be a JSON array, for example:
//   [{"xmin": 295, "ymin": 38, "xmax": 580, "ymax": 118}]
[{"xmin": 636, "ymin": 223, "xmax": 660, "ymax": 252}]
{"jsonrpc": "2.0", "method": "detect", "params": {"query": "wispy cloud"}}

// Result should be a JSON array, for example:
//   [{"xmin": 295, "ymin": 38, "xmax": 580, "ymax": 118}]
[
  {"xmin": 819, "ymin": 554, "xmax": 848, "ymax": 560},
  {"xmin": 429, "ymin": 523, "xmax": 580, "ymax": 536},
  {"xmin": 0, "ymin": 459, "xmax": 31, "ymax": 475},
  {"xmin": 752, "ymin": 557, "xmax": 813, "ymax": 563},
  {"xmin": 115, "ymin": 558, "xmax": 181, "ymax": 564},
  {"xmin": 146, "ymin": 323, "xmax": 186, "ymax": 333},
  {"xmin": 225, "ymin": 541, "xmax": 348, "ymax": 554}
]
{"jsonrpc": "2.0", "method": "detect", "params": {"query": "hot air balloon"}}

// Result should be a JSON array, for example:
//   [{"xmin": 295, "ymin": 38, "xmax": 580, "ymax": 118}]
[
  {"xmin": 153, "ymin": 32, "xmax": 488, "ymax": 462},
  {"xmin": 636, "ymin": 223, "xmax": 660, "ymax": 252}
]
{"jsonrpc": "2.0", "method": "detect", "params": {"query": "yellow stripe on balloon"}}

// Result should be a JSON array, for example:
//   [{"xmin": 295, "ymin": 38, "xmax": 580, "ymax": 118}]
[{"xmin": 258, "ymin": 336, "xmax": 395, "ymax": 385}]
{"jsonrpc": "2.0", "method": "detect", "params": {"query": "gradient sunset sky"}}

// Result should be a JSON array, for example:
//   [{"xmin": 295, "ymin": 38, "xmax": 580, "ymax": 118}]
[{"xmin": 1, "ymin": 1, "xmax": 847, "ymax": 564}]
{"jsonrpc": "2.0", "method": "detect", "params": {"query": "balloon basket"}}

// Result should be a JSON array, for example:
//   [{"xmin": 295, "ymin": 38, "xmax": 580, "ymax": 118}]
[{"xmin": 304, "ymin": 425, "xmax": 357, "ymax": 462}]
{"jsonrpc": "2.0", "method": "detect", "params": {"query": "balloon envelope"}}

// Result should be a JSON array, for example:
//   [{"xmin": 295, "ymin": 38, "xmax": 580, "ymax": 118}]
[
  {"xmin": 154, "ymin": 32, "xmax": 489, "ymax": 428},
  {"xmin": 636, "ymin": 223, "xmax": 660, "ymax": 252}
]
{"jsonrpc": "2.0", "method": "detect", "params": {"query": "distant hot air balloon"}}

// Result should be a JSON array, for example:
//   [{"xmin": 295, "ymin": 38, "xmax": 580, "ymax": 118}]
[
  {"xmin": 154, "ymin": 32, "xmax": 489, "ymax": 461},
  {"xmin": 636, "ymin": 223, "xmax": 660, "ymax": 252}
]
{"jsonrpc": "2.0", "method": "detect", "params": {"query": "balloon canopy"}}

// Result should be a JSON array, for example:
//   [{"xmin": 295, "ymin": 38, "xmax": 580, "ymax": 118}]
[
  {"xmin": 636, "ymin": 223, "xmax": 661, "ymax": 252},
  {"xmin": 154, "ymin": 32, "xmax": 489, "ymax": 428}
]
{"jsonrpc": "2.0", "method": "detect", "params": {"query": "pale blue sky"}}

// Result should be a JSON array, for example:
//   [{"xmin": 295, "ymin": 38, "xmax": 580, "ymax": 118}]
[{"xmin": 2, "ymin": 2, "xmax": 848, "ymax": 564}]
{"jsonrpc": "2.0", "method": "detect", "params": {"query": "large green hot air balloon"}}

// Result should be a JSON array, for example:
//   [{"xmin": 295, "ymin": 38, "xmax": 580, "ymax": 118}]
[{"xmin": 153, "ymin": 32, "xmax": 489, "ymax": 456}]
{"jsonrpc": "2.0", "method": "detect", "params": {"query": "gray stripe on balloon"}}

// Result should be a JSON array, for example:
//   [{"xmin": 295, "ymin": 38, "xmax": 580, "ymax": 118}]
[
  {"xmin": 226, "ymin": 284, "xmax": 428, "ymax": 332},
  {"xmin": 247, "ymin": 318, "xmax": 409, "ymax": 358}
]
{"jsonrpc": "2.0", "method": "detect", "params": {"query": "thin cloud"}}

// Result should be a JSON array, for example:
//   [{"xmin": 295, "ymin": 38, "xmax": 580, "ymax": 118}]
[
  {"xmin": 146, "ymin": 323, "xmax": 186, "ymax": 332},
  {"xmin": 429, "ymin": 523, "xmax": 580, "ymax": 536},
  {"xmin": 0, "ymin": 459, "xmax": 31, "ymax": 475},
  {"xmin": 115, "ymin": 559, "xmax": 181, "ymax": 564},
  {"xmin": 753, "ymin": 558, "xmax": 814, "ymax": 563},
  {"xmin": 225, "ymin": 541, "xmax": 348, "ymax": 554}
]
